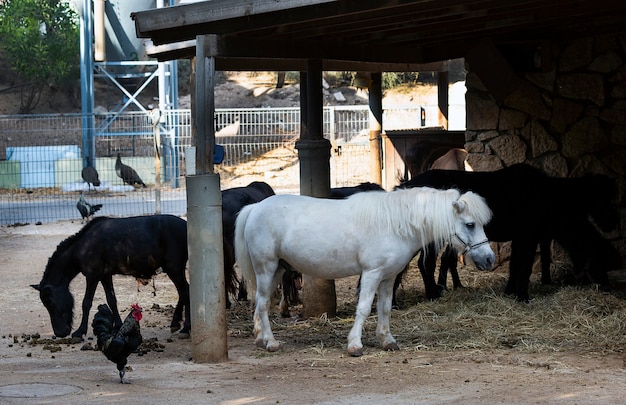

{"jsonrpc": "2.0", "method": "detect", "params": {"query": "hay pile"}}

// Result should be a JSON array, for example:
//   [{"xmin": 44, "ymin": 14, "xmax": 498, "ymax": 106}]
[{"xmin": 229, "ymin": 261, "xmax": 626, "ymax": 356}]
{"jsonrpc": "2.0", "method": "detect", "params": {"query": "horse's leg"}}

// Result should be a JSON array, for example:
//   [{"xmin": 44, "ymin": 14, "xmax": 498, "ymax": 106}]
[
  {"xmin": 436, "ymin": 250, "xmax": 449, "ymax": 289},
  {"xmin": 101, "ymin": 275, "xmax": 122, "ymax": 327},
  {"xmin": 164, "ymin": 264, "xmax": 190, "ymax": 335},
  {"xmin": 72, "ymin": 278, "xmax": 100, "ymax": 338},
  {"xmin": 375, "ymin": 277, "xmax": 399, "ymax": 352},
  {"xmin": 540, "ymin": 239, "xmax": 552, "ymax": 285},
  {"xmin": 418, "ymin": 245, "xmax": 442, "ymax": 299},
  {"xmin": 237, "ymin": 278, "xmax": 248, "ymax": 302},
  {"xmin": 254, "ymin": 266, "xmax": 282, "ymax": 351},
  {"xmin": 391, "ymin": 266, "xmax": 406, "ymax": 308},
  {"xmin": 509, "ymin": 239, "xmax": 537, "ymax": 302},
  {"xmin": 278, "ymin": 292, "xmax": 289, "ymax": 318},
  {"xmin": 446, "ymin": 246, "xmax": 463, "ymax": 289},
  {"xmin": 347, "ymin": 271, "xmax": 381, "ymax": 357}
]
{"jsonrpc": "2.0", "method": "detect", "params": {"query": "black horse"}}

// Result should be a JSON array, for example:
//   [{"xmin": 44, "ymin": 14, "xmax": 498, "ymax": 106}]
[
  {"xmin": 399, "ymin": 164, "xmax": 621, "ymax": 302},
  {"xmin": 221, "ymin": 181, "xmax": 277, "ymax": 305},
  {"xmin": 32, "ymin": 215, "xmax": 190, "ymax": 338},
  {"xmin": 328, "ymin": 182, "xmax": 385, "ymax": 199}
]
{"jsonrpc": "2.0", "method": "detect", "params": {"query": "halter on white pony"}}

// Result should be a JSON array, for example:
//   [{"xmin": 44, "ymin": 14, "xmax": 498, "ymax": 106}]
[{"xmin": 235, "ymin": 187, "xmax": 494, "ymax": 356}]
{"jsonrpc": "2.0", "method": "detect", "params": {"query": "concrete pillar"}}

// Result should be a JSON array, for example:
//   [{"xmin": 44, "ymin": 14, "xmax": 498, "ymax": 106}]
[
  {"xmin": 186, "ymin": 174, "xmax": 227, "ymax": 362},
  {"xmin": 296, "ymin": 61, "xmax": 336, "ymax": 319},
  {"xmin": 186, "ymin": 35, "xmax": 227, "ymax": 362}
]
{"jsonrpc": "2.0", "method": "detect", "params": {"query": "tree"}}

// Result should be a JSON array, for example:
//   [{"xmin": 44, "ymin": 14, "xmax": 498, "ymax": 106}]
[{"xmin": 0, "ymin": 0, "xmax": 79, "ymax": 113}]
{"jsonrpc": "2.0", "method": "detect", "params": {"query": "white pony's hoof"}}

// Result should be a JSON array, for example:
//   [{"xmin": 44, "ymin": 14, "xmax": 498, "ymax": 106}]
[
  {"xmin": 347, "ymin": 346, "xmax": 363, "ymax": 357},
  {"xmin": 383, "ymin": 342, "xmax": 400, "ymax": 351},
  {"xmin": 256, "ymin": 337, "xmax": 281, "ymax": 352},
  {"xmin": 266, "ymin": 341, "xmax": 281, "ymax": 352}
]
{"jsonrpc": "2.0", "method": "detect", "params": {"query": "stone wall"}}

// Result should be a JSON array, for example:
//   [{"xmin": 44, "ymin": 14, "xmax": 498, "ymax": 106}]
[{"xmin": 464, "ymin": 34, "xmax": 626, "ymax": 264}]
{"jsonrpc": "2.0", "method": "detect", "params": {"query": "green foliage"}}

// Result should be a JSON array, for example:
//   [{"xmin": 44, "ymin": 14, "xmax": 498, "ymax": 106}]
[
  {"xmin": 0, "ymin": 0, "xmax": 79, "ymax": 112},
  {"xmin": 326, "ymin": 71, "xmax": 421, "ymax": 90},
  {"xmin": 382, "ymin": 72, "xmax": 420, "ymax": 90}
]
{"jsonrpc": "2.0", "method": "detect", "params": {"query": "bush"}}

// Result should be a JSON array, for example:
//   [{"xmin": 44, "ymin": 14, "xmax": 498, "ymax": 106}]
[{"xmin": 0, "ymin": 0, "xmax": 79, "ymax": 112}]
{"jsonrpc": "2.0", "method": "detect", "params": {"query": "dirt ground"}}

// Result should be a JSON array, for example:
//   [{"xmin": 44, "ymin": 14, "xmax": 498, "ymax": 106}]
[
  {"xmin": 2, "ymin": 66, "xmax": 626, "ymax": 404},
  {"xmin": 1, "ymin": 221, "xmax": 626, "ymax": 405}
]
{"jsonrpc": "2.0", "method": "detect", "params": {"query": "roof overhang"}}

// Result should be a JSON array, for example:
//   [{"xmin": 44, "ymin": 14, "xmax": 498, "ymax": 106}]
[{"xmin": 132, "ymin": 0, "xmax": 626, "ymax": 70}]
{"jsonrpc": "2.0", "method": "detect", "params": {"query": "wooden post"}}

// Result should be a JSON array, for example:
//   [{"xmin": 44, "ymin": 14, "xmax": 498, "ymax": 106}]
[
  {"xmin": 186, "ymin": 34, "xmax": 227, "ymax": 363},
  {"xmin": 368, "ymin": 72, "xmax": 383, "ymax": 186},
  {"xmin": 437, "ymin": 70, "xmax": 449, "ymax": 130},
  {"xmin": 296, "ymin": 61, "xmax": 336, "ymax": 319}
]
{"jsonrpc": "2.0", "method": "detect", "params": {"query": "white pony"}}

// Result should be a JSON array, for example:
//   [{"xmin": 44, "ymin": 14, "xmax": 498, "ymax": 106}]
[{"xmin": 235, "ymin": 187, "xmax": 495, "ymax": 356}]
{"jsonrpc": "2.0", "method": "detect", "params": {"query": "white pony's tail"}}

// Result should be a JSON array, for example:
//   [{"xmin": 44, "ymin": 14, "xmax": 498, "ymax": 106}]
[{"xmin": 234, "ymin": 203, "xmax": 256, "ymax": 290}]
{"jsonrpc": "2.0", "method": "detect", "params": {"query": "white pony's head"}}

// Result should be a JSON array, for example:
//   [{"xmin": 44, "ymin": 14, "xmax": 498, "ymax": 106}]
[{"xmin": 449, "ymin": 190, "xmax": 495, "ymax": 271}]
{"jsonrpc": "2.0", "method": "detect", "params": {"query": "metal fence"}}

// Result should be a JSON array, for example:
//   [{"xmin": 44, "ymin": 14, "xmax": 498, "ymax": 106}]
[{"xmin": 0, "ymin": 106, "xmax": 399, "ymax": 225}]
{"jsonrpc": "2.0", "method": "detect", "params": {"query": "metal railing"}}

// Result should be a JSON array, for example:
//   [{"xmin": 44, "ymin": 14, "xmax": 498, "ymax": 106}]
[
  {"xmin": 0, "ymin": 102, "xmax": 464, "ymax": 224},
  {"xmin": 0, "ymin": 106, "xmax": 380, "ymax": 224}
]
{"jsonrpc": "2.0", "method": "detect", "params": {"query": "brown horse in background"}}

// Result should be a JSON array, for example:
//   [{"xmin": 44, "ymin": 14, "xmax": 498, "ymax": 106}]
[{"xmin": 430, "ymin": 148, "xmax": 472, "ymax": 172}]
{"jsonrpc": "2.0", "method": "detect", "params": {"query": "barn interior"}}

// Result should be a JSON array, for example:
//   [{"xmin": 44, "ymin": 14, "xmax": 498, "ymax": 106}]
[{"xmin": 131, "ymin": 0, "xmax": 626, "ymax": 361}]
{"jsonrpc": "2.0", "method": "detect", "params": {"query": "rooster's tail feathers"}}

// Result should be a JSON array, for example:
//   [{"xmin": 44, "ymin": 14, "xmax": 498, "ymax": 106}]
[{"xmin": 92, "ymin": 304, "xmax": 115, "ymax": 342}]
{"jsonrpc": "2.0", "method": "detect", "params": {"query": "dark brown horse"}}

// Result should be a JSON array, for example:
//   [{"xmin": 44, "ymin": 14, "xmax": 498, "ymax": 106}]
[
  {"xmin": 32, "ymin": 215, "xmax": 189, "ymax": 338},
  {"xmin": 400, "ymin": 164, "xmax": 621, "ymax": 302}
]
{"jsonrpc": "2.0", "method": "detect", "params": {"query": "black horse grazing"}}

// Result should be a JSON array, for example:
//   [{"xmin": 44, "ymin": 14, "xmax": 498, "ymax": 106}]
[
  {"xmin": 221, "ymin": 181, "xmax": 276, "ymax": 305},
  {"xmin": 400, "ymin": 164, "xmax": 621, "ymax": 302},
  {"xmin": 32, "ymin": 215, "xmax": 190, "ymax": 338}
]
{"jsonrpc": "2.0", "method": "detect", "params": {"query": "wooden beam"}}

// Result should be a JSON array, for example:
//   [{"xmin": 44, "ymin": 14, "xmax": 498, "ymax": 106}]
[
  {"xmin": 133, "ymin": 0, "xmax": 338, "ymax": 43},
  {"xmin": 210, "ymin": 36, "xmax": 426, "ymax": 64},
  {"xmin": 368, "ymin": 72, "xmax": 383, "ymax": 186},
  {"xmin": 143, "ymin": 37, "xmax": 451, "ymax": 72},
  {"xmin": 437, "ymin": 70, "xmax": 449, "ymax": 130}
]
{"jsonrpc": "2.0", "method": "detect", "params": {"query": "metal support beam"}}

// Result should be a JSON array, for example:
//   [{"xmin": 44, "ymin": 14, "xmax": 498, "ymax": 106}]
[
  {"xmin": 79, "ymin": 0, "xmax": 95, "ymax": 168},
  {"xmin": 186, "ymin": 34, "xmax": 227, "ymax": 363}
]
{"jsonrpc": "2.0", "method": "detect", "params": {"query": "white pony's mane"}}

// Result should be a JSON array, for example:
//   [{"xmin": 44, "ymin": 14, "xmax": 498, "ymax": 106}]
[{"xmin": 343, "ymin": 187, "xmax": 491, "ymax": 251}]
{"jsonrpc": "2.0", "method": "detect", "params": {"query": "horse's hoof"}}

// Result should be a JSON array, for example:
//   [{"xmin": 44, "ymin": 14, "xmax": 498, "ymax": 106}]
[
  {"xmin": 255, "ymin": 338, "xmax": 265, "ymax": 348},
  {"xmin": 347, "ymin": 346, "xmax": 363, "ymax": 357},
  {"xmin": 177, "ymin": 332, "xmax": 190, "ymax": 340},
  {"xmin": 383, "ymin": 342, "xmax": 400, "ymax": 352},
  {"xmin": 170, "ymin": 323, "xmax": 182, "ymax": 333},
  {"xmin": 266, "ymin": 342, "xmax": 281, "ymax": 352}
]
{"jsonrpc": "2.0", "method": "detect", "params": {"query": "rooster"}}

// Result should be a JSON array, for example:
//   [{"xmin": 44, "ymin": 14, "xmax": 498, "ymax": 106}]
[
  {"xmin": 92, "ymin": 303, "xmax": 143, "ymax": 384},
  {"xmin": 76, "ymin": 194, "xmax": 102, "ymax": 223}
]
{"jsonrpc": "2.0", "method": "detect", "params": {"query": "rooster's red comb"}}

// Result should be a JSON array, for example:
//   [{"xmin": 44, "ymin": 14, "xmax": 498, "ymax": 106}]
[{"xmin": 131, "ymin": 303, "xmax": 142, "ymax": 312}]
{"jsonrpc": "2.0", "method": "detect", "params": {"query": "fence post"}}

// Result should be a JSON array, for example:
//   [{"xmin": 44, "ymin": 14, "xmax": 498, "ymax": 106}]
[
  {"xmin": 327, "ymin": 106, "xmax": 336, "ymax": 142},
  {"xmin": 151, "ymin": 108, "xmax": 161, "ymax": 214}
]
